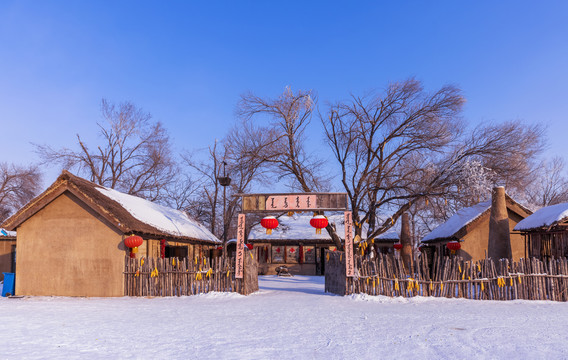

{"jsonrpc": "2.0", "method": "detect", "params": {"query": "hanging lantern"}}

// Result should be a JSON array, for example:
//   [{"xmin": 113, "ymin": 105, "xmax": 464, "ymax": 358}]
[
  {"xmin": 124, "ymin": 235, "xmax": 144, "ymax": 258},
  {"xmin": 260, "ymin": 216, "xmax": 279, "ymax": 235},
  {"xmin": 310, "ymin": 215, "xmax": 328, "ymax": 234},
  {"xmin": 393, "ymin": 243, "xmax": 403, "ymax": 251},
  {"xmin": 446, "ymin": 241, "xmax": 461, "ymax": 254}
]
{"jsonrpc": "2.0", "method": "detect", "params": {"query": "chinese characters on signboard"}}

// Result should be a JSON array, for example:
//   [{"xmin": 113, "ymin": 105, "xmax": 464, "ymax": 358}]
[
  {"xmin": 265, "ymin": 194, "xmax": 317, "ymax": 211},
  {"xmin": 235, "ymin": 214, "xmax": 245, "ymax": 279},
  {"xmin": 344, "ymin": 211, "xmax": 354, "ymax": 277}
]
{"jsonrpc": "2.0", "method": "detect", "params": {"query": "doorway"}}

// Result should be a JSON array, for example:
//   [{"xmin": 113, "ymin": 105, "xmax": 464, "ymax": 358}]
[{"xmin": 164, "ymin": 245, "xmax": 188, "ymax": 258}]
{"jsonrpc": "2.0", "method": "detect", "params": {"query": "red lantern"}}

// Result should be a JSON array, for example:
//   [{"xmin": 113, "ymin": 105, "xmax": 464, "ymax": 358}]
[
  {"xmin": 310, "ymin": 215, "xmax": 328, "ymax": 234},
  {"xmin": 124, "ymin": 235, "xmax": 144, "ymax": 258},
  {"xmin": 446, "ymin": 241, "xmax": 461, "ymax": 253},
  {"xmin": 393, "ymin": 243, "xmax": 403, "ymax": 251},
  {"xmin": 261, "ymin": 216, "xmax": 279, "ymax": 235}
]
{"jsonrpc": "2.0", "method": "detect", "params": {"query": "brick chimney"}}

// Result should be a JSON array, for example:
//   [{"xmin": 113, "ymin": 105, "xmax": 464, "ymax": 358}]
[{"xmin": 487, "ymin": 186, "xmax": 512, "ymax": 259}]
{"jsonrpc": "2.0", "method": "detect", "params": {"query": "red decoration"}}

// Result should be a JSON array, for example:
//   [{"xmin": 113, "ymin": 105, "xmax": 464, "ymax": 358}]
[
  {"xmin": 160, "ymin": 239, "xmax": 166, "ymax": 259},
  {"xmin": 216, "ymin": 246, "xmax": 223, "ymax": 250},
  {"xmin": 289, "ymin": 247, "xmax": 295, "ymax": 253},
  {"xmin": 310, "ymin": 215, "xmax": 328, "ymax": 234},
  {"xmin": 276, "ymin": 247, "xmax": 281, "ymax": 253},
  {"xmin": 393, "ymin": 243, "xmax": 403, "ymax": 251},
  {"xmin": 246, "ymin": 243, "xmax": 253, "ymax": 250},
  {"xmin": 260, "ymin": 216, "xmax": 279, "ymax": 235},
  {"xmin": 124, "ymin": 235, "xmax": 144, "ymax": 258},
  {"xmin": 446, "ymin": 241, "xmax": 461, "ymax": 252}
]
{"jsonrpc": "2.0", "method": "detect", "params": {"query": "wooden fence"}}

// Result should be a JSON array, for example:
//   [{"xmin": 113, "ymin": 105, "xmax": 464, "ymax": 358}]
[
  {"xmin": 325, "ymin": 251, "xmax": 568, "ymax": 301},
  {"xmin": 124, "ymin": 253, "xmax": 258, "ymax": 296}
]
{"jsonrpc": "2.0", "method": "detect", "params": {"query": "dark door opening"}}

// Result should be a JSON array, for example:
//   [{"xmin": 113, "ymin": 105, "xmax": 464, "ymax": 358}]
[
  {"xmin": 165, "ymin": 245, "xmax": 188, "ymax": 258},
  {"xmin": 11, "ymin": 245, "xmax": 16, "ymax": 273}
]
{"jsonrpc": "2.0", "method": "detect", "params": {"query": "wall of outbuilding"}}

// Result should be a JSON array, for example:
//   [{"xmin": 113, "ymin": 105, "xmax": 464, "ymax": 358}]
[{"xmin": 15, "ymin": 192, "xmax": 126, "ymax": 297}]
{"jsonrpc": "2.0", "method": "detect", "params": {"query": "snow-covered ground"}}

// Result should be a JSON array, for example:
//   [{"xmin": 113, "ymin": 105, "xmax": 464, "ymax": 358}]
[{"xmin": 1, "ymin": 276, "xmax": 567, "ymax": 359}]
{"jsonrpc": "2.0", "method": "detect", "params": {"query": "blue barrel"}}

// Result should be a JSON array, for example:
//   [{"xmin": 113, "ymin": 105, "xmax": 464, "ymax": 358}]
[{"xmin": 2, "ymin": 273, "xmax": 15, "ymax": 297}]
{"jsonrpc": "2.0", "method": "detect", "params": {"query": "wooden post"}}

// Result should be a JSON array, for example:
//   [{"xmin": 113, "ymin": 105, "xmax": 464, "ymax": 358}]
[{"xmin": 400, "ymin": 212, "xmax": 413, "ymax": 273}]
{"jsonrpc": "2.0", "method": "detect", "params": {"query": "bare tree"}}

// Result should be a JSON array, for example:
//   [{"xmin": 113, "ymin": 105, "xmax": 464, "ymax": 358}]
[
  {"xmin": 322, "ymin": 79, "xmax": 544, "ymax": 243},
  {"xmin": 0, "ymin": 163, "xmax": 42, "ymax": 222},
  {"xmin": 182, "ymin": 124, "xmax": 270, "ymax": 241},
  {"xmin": 36, "ymin": 99, "xmax": 176, "ymax": 201},
  {"xmin": 526, "ymin": 156, "xmax": 568, "ymax": 208},
  {"xmin": 237, "ymin": 87, "xmax": 329, "ymax": 192},
  {"xmin": 236, "ymin": 87, "xmax": 342, "ymax": 246}
]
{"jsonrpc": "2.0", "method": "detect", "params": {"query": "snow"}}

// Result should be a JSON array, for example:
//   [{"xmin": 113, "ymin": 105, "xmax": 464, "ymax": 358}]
[
  {"xmin": 514, "ymin": 202, "xmax": 568, "ymax": 231},
  {"xmin": 376, "ymin": 226, "xmax": 399, "ymax": 241},
  {"xmin": 1, "ymin": 276, "xmax": 568, "ymax": 359},
  {"xmin": 249, "ymin": 213, "xmax": 370, "ymax": 241},
  {"xmin": 0, "ymin": 228, "xmax": 16, "ymax": 237},
  {"xmin": 422, "ymin": 201, "xmax": 491, "ymax": 242},
  {"xmin": 96, "ymin": 187, "xmax": 220, "ymax": 243}
]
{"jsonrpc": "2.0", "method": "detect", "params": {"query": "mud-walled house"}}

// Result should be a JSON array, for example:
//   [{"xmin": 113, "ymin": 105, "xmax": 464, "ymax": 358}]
[
  {"xmin": 0, "ymin": 228, "xmax": 16, "ymax": 281},
  {"xmin": 514, "ymin": 202, "xmax": 568, "ymax": 259},
  {"xmin": 1, "ymin": 170, "xmax": 221, "ymax": 297},
  {"xmin": 247, "ymin": 213, "xmax": 398, "ymax": 275},
  {"xmin": 421, "ymin": 187, "xmax": 532, "ymax": 261}
]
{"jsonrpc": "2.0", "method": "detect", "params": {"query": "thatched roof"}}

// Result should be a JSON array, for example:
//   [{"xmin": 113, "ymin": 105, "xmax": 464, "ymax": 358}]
[
  {"xmin": 422, "ymin": 194, "xmax": 531, "ymax": 243},
  {"xmin": 1, "ymin": 170, "xmax": 220, "ymax": 245},
  {"xmin": 514, "ymin": 202, "xmax": 568, "ymax": 232}
]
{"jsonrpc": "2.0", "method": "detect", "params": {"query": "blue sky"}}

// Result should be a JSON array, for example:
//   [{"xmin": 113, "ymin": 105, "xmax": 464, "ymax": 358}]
[{"xmin": 1, "ymin": 1, "xmax": 567, "ymax": 186}]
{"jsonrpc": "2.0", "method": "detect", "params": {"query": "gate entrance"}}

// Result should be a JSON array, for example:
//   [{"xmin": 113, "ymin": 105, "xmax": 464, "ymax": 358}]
[{"xmin": 235, "ymin": 192, "xmax": 352, "ymax": 277}]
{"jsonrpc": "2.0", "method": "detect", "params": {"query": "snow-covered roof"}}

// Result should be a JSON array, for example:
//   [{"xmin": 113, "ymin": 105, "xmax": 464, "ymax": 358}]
[
  {"xmin": 248, "ymin": 213, "xmax": 369, "ymax": 242},
  {"xmin": 97, "ymin": 187, "xmax": 220, "ymax": 243},
  {"xmin": 0, "ymin": 228, "xmax": 16, "ymax": 237},
  {"xmin": 514, "ymin": 202, "xmax": 568, "ymax": 231},
  {"xmin": 422, "ymin": 201, "xmax": 491, "ymax": 243},
  {"xmin": 2, "ymin": 170, "xmax": 220, "ymax": 244},
  {"xmin": 376, "ymin": 227, "xmax": 400, "ymax": 241}
]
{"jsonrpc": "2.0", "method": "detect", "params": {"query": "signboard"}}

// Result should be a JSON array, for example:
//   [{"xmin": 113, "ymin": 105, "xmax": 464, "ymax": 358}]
[
  {"xmin": 266, "ymin": 194, "xmax": 317, "ymax": 211},
  {"xmin": 235, "ymin": 214, "xmax": 245, "ymax": 279},
  {"xmin": 240, "ymin": 193, "xmax": 348, "ymax": 212},
  {"xmin": 344, "ymin": 211, "xmax": 355, "ymax": 277}
]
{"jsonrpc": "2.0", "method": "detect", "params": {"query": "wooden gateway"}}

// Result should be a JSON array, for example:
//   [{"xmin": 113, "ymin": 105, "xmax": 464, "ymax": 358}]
[
  {"xmin": 1, "ymin": 170, "xmax": 221, "ymax": 297},
  {"xmin": 514, "ymin": 202, "xmax": 568, "ymax": 260}
]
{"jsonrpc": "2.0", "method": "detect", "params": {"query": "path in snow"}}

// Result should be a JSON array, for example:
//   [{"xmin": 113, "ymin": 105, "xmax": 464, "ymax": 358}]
[{"xmin": 0, "ymin": 276, "xmax": 567, "ymax": 359}]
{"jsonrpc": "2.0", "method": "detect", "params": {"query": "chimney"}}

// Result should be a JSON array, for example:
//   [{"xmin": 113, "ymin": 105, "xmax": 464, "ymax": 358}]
[
  {"xmin": 487, "ymin": 186, "xmax": 512, "ymax": 259},
  {"xmin": 400, "ymin": 212, "xmax": 413, "ymax": 272}
]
